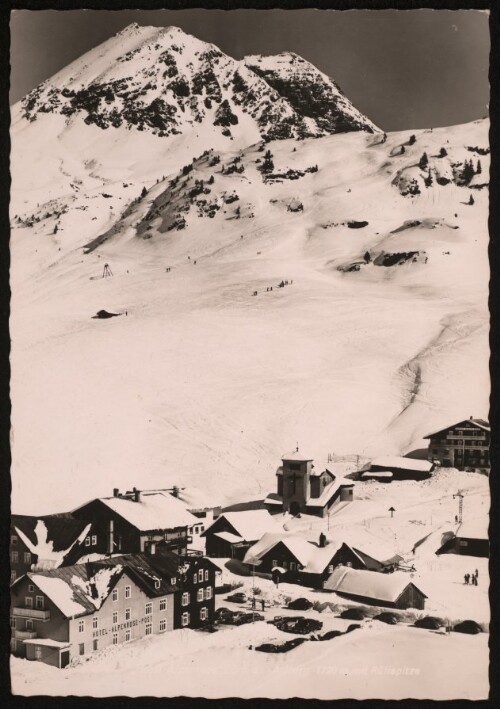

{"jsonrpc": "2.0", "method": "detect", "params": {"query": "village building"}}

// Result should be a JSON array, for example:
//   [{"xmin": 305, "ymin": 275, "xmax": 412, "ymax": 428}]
[
  {"xmin": 264, "ymin": 449, "xmax": 355, "ymax": 518},
  {"xmin": 324, "ymin": 566, "xmax": 427, "ymax": 610},
  {"xmin": 71, "ymin": 488, "xmax": 199, "ymax": 556},
  {"xmin": 201, "ymin": 510, "xmax": 279, "ymax": 559},
  {"xmin": 424, "ymin": 417, "xmax": 490, "ymax": 471},
  {"xmin": 367, "ymin": 456, "xmax": 434, "ymax": 481},
  {"xmin": 10, "ymin": 550, "xmax": 218, "ymax": 668},
  {"xmin": 10, "ymin": 515, "xmax": 97, "ymax": 585},
  {"xmin": 436, "ymin": 518, "xmax": 489, "ymax": 558},
  {"xmin": 243, "ymin": 532, "xmax": 401, "ymax": 588}
]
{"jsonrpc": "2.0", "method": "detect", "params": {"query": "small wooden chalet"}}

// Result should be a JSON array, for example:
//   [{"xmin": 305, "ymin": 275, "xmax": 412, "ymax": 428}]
[
  {"xmin": 436, "ymin": 519, "xmax": 488, "ymax": 558},
  {"xmin": 424, "ymin": 417, "xmax": 490, "ymax": 471},
  {"xmin": 368, "ymin": 456, "xmax": 434, "ymax": 481},
  {"xmin": 201, "ymin": 510, "xmax": 279, "ymax": 559},
  {"xmin": 243, "ymin": 532, "xmax": 400, "ymax": 589},
  {"xmin": 324, "ymin": 566, "xmax": 427, "ymax": 610}
]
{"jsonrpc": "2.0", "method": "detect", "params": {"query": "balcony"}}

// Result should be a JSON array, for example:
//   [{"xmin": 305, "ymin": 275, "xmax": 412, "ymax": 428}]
[
  {"xmin": 13, "ymin": 629, "xmax": 38, "ymax": 640},
  {"xmin": 12, "ymin": 607, "xmax": 50, "ymax": 621}
]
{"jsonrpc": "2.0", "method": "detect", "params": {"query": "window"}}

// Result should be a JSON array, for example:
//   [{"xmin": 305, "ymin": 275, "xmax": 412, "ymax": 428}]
[
  {"xmin": 112, "ymin": 633, "xmax": 118, "ymax": 645},
  {"xmin": 125, "ymin": 585, "xmax": 131, "ymax": 599},
  {"xmin": 200, "ymin": 607, "xmax": 208, "ymax": 621},
  {"xmin": 112, "ymin": 611, "xmax": 118, "ymax": 625},
  {"xmin": 154, "ymin": 579, "xmax": 161, "ymax": 590},
  {"xmin": 170, "ymin": 577, "xmax": 176, "ymax": 586},
  {"xmin": 10, "ymin": 571, "xmax": 16, "ymax": 584},
  {"xmin": 283, "ymin": 561, "xmax": 288, "ymax": 569},
  {"xmin": 204, "ymin": 570, "xmax": 209, "ymax": 582},
  {"xmin": 10, "ymin": 617, "xmax": 16, "ymax": 629},
  {"xmin": 145, "ymin": 602, "xmax": 153, "ymax": 615},
  {"xmin": 327, "ymin": 565, "xmax": 334, "ymax": 574},
  {"xmin": 181, "ymin": 592, "xmax": 189, "ymax": 606},
  {"xmin": 28, "ymin": 584, "xmax": 34, "ymax": 593},
  {"xmin": 272, "ymin": 560, "xmax": 278, "ymax": 568},
  {"xmin": 26, "ymin": 619, "xmax": 34, "ymax": 631},
  {"xmin": 112, "ymin": 589, "xmax": 118, "ymax": 602},
  {"xmin": 93, "ymin": 639, "xmax": 98, "ymax": 651},
  {"xmin": 193, "ymin": 573, "xmax": 198, "ymax": 584},
  {"xmin": 145, "ymin": 623, "xmax": 152, "ymax": 636},
  {"xmin": 11, "ymin": 551, "xmax": 18, "ymax": 563},
  {"xmin": 159, "ymin": 618, "xmax": 166, "ymax": 632},
  {"xmin": 290, "ymin": 562, "xmax": 296, "ymax": 572},
  {"xmin": 25, "ymin": 597, "xmax": 33, "ymax": 608},
  {"xmin": 197, "ymin": 588, "xmax": 204, "ymax": 602},
  {"xmin": 91, "ymin": 535, "xmax": 97, "ymax": 546},
  {"xmin": 198, "ymin": 569, "xmax": 203, "ymax": 582},
  {"xmin": 93, "ymin": 617, "xmax": 98, "ymax": 629},
  {"xmin": 125, "ymin": 629, "xmax": 131, "ymax": 642},
  {"xmin": 11, "ymin": 535, "xmax": 18, "ymax": 545},
  {"xmin": 205, "ymin": 587, "xmax": 212, "ymax": 600},
  {"xmin": 35, "ymin": 596, "xmax": 44, "ymax": 610},
  {"xmin": 35, "ymin": 646, "xmax": 43, "ymax": 661},
  {"xmin": 24, "ymin": 552, "xmax": 31, "ymax": 565},
  {"xmin": 79, "ymin": 643, "xmax": 85, "ymax": 656},
  {"xmin": 181, "ymin": 612, "xmax": 190, "ymax": 627},
  {"xmin": 159, "ymin": 598, "xmax": 167, "ymax": 612},
  {"xmin": 85, "ymin": 537, "xmax": 91, "ymax": 547},
  {"xmin": 78, "ymin": 620, "xmax": 85, "ymax": 633},
  {"xmin": 125, "ymin": 608, "xmax": 131, "ymax": 621}
]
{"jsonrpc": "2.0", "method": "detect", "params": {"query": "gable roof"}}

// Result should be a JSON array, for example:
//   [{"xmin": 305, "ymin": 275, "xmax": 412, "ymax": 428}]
[
  {"xmin": 324, "ymin": 566, "xmax": 427, "ymax": 602},
  {"xmin": 455, "ymin": 517, "xmax": 488, "ymax": 541},
  {"xmin": 243, "ymin": 532, "xmax": 340, "ymax": 573},
  {"xmin": 12, "ymin": 516, "xmax": 91, "ymax": 568},
  {"xmin": 202, "ymin": 510, "xmax": 278, "ymax": 542},
  {"xmin": 370, "ymin": 456, "xmax": 433, "ymax": 473},
  {"xmin": 14, "ymin": 553, "xmax": 177, "ymax": 619},
  {"xmin": 281, "ymin": 449, "xmax": 314, "ymax": 462},
  {"xmin": 80, "ymin": 492, "xmax": 198, "ymax": 531},
  {"xmin": 423, "ymin": 418, "xmax": 490, "ymax": 439}
]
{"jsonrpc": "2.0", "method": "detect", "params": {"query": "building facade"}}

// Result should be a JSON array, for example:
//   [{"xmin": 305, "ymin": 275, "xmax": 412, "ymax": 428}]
[
  {"xmin": 264, "ymin": 450, "xmax": 354, "ymax": 517},
  {"xmin": 72, "ymin": 489, "xmax": 199, "ymax": 556},
  {"xmin": 424, "ymin": 417, "xmax": 490, "ymax": 471}
]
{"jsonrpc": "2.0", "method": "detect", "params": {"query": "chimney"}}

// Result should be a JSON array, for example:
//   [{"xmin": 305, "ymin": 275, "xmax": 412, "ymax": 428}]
[
  {"xmin": 108, "ymin": 519, "xmax": 114, "ymax": 555},
  {"xmin": 133, "ymin": 487, "xmax": 141, "ymax": 503},
  {"xmin": 470, "ymin": 416, "xmax": 473, "ymax": 420},
  {"xmin": 172, "ymin": 485, "xmax": 179, "ymax": 498},
  {"xmin": 113, "ymin": 488, "xmax": 119, "ymax": 497}
]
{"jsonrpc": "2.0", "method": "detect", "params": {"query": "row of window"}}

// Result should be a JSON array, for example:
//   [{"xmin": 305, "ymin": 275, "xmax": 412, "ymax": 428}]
[
  {"xmin": 193, "ymin": 569, "xmax": 210, "ymax": 584},
  {"xmin": 10, "ymin": 551, "xmax": 31, "ymax": 564},
  {"xmin": 79, "ymin": 598, "xmax": 169, "ymax": 632},
  {"xmin": 181, "ymin": 587, "xmax": 212, "ymax": 605},
  {"xmin": 84, "ymin": 535, "xmax": 98, "ymax": 547},
  {"xmin": 23, "ymin": 593, "xmax": 45, "ymax": 609}
]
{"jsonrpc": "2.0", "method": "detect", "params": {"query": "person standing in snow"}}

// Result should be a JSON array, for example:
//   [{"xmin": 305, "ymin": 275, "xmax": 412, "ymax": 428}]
[
  {"xmin": 464, "ymin": 573, "xmax": 469, "ymax": 584},
  {"xmin": 261, "ymin": 598, "xmax": 265, "ymax": 612}
]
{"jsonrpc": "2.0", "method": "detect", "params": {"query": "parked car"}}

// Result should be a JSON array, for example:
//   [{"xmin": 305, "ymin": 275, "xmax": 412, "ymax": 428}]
[
  {"xmin": 214, "ymin": 607, "xmax": 235, "ymax": 623},
  {"xmin": 234, "ymin": 612, "xmax": 265, "ymax": 625},
  {"xmin": 226, "ymin": 592, "xmax": 247, "ymax": 604}
]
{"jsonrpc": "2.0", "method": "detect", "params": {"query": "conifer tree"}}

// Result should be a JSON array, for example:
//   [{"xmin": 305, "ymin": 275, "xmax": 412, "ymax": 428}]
[
  {"xmin": 476, "ymin": 159, "xmax": 482, "ymax": 174},
  {"xmin": 469, "ymin": 193, "xmax": 475, "ymax": 205},
  {"xmin": 419, "ymin": 152, "xmax": 429, "ymax": 170},
  {"xmin": 408, "ymin": 134, "xmax": 416, "ymax": 145}
]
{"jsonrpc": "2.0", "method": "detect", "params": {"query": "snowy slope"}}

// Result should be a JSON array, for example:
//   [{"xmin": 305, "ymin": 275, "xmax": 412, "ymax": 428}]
[{"xmin": 10, "ymin": 115, "xmax": 489, "ymax": 515}]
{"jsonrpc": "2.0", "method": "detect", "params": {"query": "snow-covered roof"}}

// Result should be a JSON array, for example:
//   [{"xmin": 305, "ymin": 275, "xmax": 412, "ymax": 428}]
[
  {"xmin": 205, "ymin": 510, "xmax": 278, "ymax": 542},
  {"xmin": 12, "ymin": 517, "xmax": 91, "ymax": 568},
  {"xmin": 23, "ymin": 638, "xmax": 71, "ymax": 648},
  {"xmin": 281, "ymin": 449, "xmax": 314, "ymax": 462},
  {"xmin": 325, "ymin": 566, "xmax": 426, "ymax": 602},
  {"xmin": 370, "ymin": 457, "xmax": 433, "ymax": 473},
  {"xmin": 28, "ymin": 573, "xmax": 94, "ymax": 618},
  {"xmin": 423, "ymin": 418, "xmax": 490, "ymax": 438},
  {"xmin": 456, "ymin": 518, "xmax": 488, "ymax": 541},
  {"xmin": 361, "ymin": 471, "xmax": 393, "ymax": 479},
  {"xmin": 244, "ymin": 532, "xmax": 343, "ymax": 574},
  {"xmin": 97, "ymin": 492, "xmax": 198, "ymax": 531},
  {"xmin": 213, "ymin": 531, "xmax": 243, "ymax": 544}
]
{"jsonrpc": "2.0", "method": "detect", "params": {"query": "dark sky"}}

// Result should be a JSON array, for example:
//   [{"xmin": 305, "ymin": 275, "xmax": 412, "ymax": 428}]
[{"xmin": 10, "ymin": 9, "xmax": 489, "ymax": 131}]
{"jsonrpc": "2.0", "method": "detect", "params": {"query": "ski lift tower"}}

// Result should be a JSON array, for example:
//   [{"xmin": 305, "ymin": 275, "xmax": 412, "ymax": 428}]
[
  {"xmin": 453, "ymin": 490, "xmax": 464, "ymax": 524},
  {"xmin": 103, "ymin": 263, "xmax": 113, "ymax": 278}
]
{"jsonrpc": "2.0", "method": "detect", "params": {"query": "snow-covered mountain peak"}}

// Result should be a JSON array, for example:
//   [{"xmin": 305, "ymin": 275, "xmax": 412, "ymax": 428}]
[{"xmin": 14, "ymin": 24, "xmax": 378, "ymax": 144}]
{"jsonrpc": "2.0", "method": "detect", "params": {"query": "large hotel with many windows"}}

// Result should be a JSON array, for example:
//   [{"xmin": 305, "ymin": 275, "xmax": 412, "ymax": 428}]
[{"xmin": 10, "ymin": 552, "xmax": 216, "ymax": 668}]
